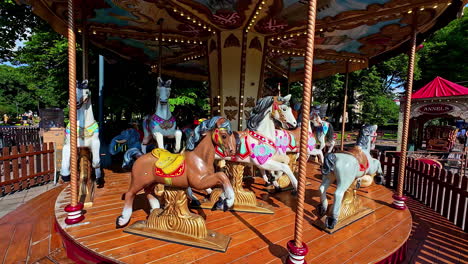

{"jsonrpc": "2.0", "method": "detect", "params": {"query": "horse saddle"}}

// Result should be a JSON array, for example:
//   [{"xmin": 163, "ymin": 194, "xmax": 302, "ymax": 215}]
[
  {"xmin": 337, "ymin": 146, "xmax": 369, "ymax": 172},
  {"xmin": 151, "ymin": 148, "xmax": 185, "ymax": 176}
]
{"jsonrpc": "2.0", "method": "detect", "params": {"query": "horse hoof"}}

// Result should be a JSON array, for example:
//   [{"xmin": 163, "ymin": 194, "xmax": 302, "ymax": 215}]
[
  {"xmin": 374, "ymin": 175, "xmax": 384, "ymax": 185},
  {"xmin": 317, "ymin": 204, "xmax": 326, "ymax": 216},
  {"xmin": 211, "ymin": 197, "xmax": 223, "ymax": 211},
  {"xmin": 116, "ymin": 215, "xmax": 129, "ymax": 229},
  {"xmin": 356, "ymin": 179, "xmax": 361, "ymax": 189},
  {"xmin": 325, "ymin": 216, "xmax": 337, "ymax": 229},
  {"xmin": 190, "ymin": 199, "xmax": 202, "ymax": 208},
  {"xmin": 264, "ymin": 182, "xmax": 272, "ymax": 187},
  {"xmin": 96, "ymin": 178, "xmax": 105, "ymax": 188},
  {"xmin": 274, "ymin": 186, "xmax": 282, "ymax": 193},
  {"xmin": 223, "ymin": 199, "xmax": 229, "ymax": 212}
]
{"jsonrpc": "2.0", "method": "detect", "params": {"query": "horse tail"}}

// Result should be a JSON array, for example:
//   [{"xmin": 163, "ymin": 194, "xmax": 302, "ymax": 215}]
[
  {"xmin": 321, "ymin": 152, "xmax": 336, "ymax": 175},
  {"xmin": 123, "ymin": 148, "xmax": 143, "ymax": 169},
  {"xmin": 326, "ymin": 122, "xmax": 335, "ymax": 143}
]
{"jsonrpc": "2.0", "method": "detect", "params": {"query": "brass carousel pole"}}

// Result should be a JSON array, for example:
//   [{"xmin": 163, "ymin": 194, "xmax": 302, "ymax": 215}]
[
  {"xmin": 157, "ymin": 18, "xmax": 164, "ymax": 78},
  {"xmin": 340, "ymin": 60, "xmax": 350, "ymax": 150},
  {"xmin": 393, "ymin": 10, "xmax": 418, "ymax": 210},
  {"xmin": 287, "ymin": 57, "xmax": 292, "ymax": 94},
  {"xmin": 81, "ymin": 27, "xmax": 88, "ymax": 80},
  {"xmin": 287, "ymin": 0, "xmax": 318, "ymax": 262},
  {"xmin": 64, "ymin": 0, "xmax": 84, "ymax": 224}
]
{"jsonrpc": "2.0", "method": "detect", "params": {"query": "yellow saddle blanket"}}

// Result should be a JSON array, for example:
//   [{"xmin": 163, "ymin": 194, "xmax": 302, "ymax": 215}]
[{"xmin": 151, "ymin": 148, "xmax": 185, "ymax": 175}]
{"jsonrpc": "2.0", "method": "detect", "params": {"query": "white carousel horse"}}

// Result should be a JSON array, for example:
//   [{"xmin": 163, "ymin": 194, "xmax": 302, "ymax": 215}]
[
  {"xmin": 311, "ymin": 111, "xmax": 336, "ymax": 154},
  {"xmin": 318, "ymin": 124, "xmax": 383, "ymax": 229},
  {"xmin": 60, "ymin": 80, "xmax": 102, "ymax": 185},
  {"xmin": 213, "ymin": 95, "xmax": 299, "ymax": 190},
  {"xmin": 141, "ymin": 78, "xmax": 182, "ymax": 153}
]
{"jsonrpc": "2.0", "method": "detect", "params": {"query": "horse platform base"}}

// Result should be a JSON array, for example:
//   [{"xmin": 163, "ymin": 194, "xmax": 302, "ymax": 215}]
[
  {"xmin": 314, "ymin": 179, "xmax": 374, "ymax": 234},
  {"xmin": 199, "ymin": 163, "xmax": 274, "ymax": 214},
  {"xmin": 124, "ymin": 187, "xmax": 230, "ymax": 252}
]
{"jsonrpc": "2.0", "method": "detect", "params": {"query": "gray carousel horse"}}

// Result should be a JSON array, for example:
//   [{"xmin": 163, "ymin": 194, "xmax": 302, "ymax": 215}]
[{"xmin": 319, "ymin": 124, "xmax": 383, "ymax": 229}]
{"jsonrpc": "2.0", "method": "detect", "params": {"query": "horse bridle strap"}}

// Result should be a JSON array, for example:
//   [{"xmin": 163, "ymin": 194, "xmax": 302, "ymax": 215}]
[
  {"xmin": 271, "ymin": 96, "xmax": 287, "ymax": 125},
  {"xmin": 76, "ymin": 97, "xmax": 90, "ymax": 109}
]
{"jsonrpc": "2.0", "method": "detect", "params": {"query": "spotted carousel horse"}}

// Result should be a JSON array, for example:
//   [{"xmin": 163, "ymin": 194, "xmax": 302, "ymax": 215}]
[
  {"xmin": 60, "ymin": 80, "xmax": 103, "ymax": 185},
  {"xmin": 117, "ymin": 116, "xmax": 237, "ymax": 227},
  {"xmin": 319, "ymin": 124, "xmax": 383, "ymax": 229},
  {"xmin": 142, "ymin": 78, "xmax": 182, "ymax": 153},
  {"xmin": 109, "ymin": 127, "xmax": 142, "ymax": 169},
  {"xmin": 214, "ymin": 95, "xmax": 299, "ymax": 190}
]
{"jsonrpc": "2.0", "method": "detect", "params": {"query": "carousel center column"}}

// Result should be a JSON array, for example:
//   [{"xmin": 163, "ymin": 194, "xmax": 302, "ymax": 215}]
[{"xmin": 208, "ymin": 30, "xmax": 265, "ymax": 130}]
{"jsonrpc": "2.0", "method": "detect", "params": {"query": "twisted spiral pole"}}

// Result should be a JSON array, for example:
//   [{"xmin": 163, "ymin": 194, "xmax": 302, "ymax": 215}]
[
  {"xmin": 395, "ymin": 12, "xmax": 417, "ymax": 208},
  {"xmin": 68, "ymin": 0, "xmax": 78, "ymax": 207},
  {"xmin": 294, "ymin": 0, "xmax": 318, "ymax": 251}
]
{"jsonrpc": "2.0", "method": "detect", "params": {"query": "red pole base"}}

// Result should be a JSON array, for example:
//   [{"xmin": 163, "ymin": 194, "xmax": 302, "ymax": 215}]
[
  {"xmin": 392, "ymin": 194, "xmax": 407, "ymax": 210},
  {"xmin": 64, "ymin": 203, "xmax": 85, "ymax": 225},
  {"xmin": 286, "ymin": 240, "xmax": 308, "ymax": 264}
]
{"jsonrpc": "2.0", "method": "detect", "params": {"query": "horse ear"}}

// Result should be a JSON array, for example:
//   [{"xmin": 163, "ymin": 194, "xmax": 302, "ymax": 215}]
[
  {"xmin": 215, "ymin": 117, "xmax": 225, "ymax": 127},
  {"xmin": 157, "ymin": 77, "xmax": 164, "ymax": 86},
  {"xmin": 82, "ymin": 80, "xmax": 88, "ymax": 89},
  {"xmin": 283, "ymin": 94, "xmax": 291, "ymax": 102},
  {"xmin": 165, "ymin": 80, "xmax": 172, "ymax": 87}
]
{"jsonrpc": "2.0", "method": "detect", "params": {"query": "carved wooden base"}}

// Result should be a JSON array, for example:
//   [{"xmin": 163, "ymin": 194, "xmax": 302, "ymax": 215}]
[
  {"xmin": 314, "ymin": 180, "xmax": 374, "ymax": 234},
  {"xmin": 200, "ymin": 162, "xmax": 274, "ymax": 214},
  {"xmin": 78, "ymin": 148, "xmax": 95, "ymax": 208},
  {"xmin": 125, "ymin": 187, "xmax": 231, "ymax": 252}
]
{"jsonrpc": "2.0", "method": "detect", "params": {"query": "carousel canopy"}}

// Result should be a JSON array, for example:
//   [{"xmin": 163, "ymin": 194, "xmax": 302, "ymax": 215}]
[
  {"xmin": 20, "ymin": 0, "xmax": 463, "ymax": 81},
  {"xmin": 412, "ymin": 76, "xmax": 468, "ymax": 99}
]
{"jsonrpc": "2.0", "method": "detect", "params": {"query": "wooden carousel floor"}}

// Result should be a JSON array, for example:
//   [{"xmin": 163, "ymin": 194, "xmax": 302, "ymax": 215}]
[
  {"xmin": 2, "ymin": 164, "xmax": 466, "ymax": 263},
  {"xmin": 53, "ymin": 163, "xmax": 412, "ymax": 264}
]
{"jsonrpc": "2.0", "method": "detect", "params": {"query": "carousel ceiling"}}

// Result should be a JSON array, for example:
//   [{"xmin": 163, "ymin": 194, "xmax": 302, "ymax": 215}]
[{"xmin": 20, "ymin": 0, "xmax": 463, "ymax": 80}]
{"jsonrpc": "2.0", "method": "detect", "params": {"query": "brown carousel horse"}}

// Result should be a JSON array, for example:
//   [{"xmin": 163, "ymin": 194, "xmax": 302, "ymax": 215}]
[{"xmin": 117, "ymin": 116, "xmax": 237, "ymax": 227}]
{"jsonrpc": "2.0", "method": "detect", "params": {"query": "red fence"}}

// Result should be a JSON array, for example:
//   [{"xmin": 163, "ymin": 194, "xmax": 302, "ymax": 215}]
[
  {"xmin": 0, "ymin": 127, "xmax": 41, "ymax": 147},
  {"xmin": 0, "ymin": 143, "xmax": 55, "ymax": 195},
  {"xmin": 376, "ymin": 152, "xmax": 468, "ymax": 231}
]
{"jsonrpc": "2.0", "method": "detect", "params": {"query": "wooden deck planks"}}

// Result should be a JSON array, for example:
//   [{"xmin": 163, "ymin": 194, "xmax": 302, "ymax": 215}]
[
  {"xmin": 54, "ymin": 165, "xmax": 415, "ymax": 264},
  {"xmin": 1, "ymin": 165, "xmax": 465, "ymax": 264}
]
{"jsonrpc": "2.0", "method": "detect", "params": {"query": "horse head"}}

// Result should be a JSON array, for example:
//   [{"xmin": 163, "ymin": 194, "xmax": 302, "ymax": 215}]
[
  {"xmin": 187, "ymin": 116, "xmax": 236, "ymax": 157},
  {"xmin": 213, "ymin": 117, "xmax": 236, "ymax": 157},
  {"xmin": 76, "ymin": 80, "xmax": 91, "ymax": 109},
  {"xmin": 272, "ymin": 94, "xmax": 297, "ymax": 129},
  {"xmin": 357, "ymin": 124, "xmax": 378, "ymax": 150},
  {"xmin": 310, "ymin": 107, "xmax": 322, "ymax": 127},
  {"xmin": 157, "ymin": 77, "xmax": 172, "ymax": 105}
]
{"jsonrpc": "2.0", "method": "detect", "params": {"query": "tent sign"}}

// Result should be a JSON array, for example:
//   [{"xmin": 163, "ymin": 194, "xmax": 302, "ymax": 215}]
[{"xmin": 419, "ymin": 104, "xmax": 453, "ymax": 114}]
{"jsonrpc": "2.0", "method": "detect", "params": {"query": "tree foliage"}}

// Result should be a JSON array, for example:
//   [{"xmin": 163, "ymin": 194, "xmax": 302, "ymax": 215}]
[
  {"xmin": 417, "ymin": 9, "xmax": 468, "ymax": 86},
  {"xmin": 0, "ymin": 0, "xmax": 42, "ymax": 62}
]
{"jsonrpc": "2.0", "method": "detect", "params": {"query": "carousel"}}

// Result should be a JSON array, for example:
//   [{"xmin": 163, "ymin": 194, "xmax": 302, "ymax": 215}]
[{"xmin": 16, "ymin": 0, "xmax": 465, "ymax": 263}]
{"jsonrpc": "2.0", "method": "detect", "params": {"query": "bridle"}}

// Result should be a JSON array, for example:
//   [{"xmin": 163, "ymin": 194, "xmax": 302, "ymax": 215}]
[
  {"xmin": 212, "ymin": 127, "xmax": 232, "ymax": 155},
  {"xmin": 271, "ymin": 96, "xmax": 288, "ymax": 127},
  {"xmin": 76, "ymin": 96, "xmax": 90, "ymax": 109}
]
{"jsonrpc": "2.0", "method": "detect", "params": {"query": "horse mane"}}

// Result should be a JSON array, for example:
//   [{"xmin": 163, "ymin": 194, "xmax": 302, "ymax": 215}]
[
  {"xmin": 186, "ymin": 116, "xmax": 232, "ymax": 151},
  {"xmin": 247, "ymin": 96, "xmax": 274, "ymax": 131}
]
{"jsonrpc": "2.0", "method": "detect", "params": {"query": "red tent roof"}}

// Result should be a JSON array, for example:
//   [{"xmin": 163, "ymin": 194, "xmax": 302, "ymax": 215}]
[{"xmin": 412, "ymin": 76, "xmax": 468, "ymax": 99}]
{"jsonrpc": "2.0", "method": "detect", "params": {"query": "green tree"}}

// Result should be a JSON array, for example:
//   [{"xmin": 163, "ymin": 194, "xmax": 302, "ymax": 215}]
[
  {"xmin": 0, "ymin": 65, "xmax": 37, "ymax": 115},
  {"xmin": 417, "ymin": 9, "xmax": 468, "ymax": 86},
  {"xmin": 0, "ymin": 0, "xmax": 42, "ymax": 62},
  {"xmin": 13, "ymin": 30, "xmax": 69, "ymax": 109}
]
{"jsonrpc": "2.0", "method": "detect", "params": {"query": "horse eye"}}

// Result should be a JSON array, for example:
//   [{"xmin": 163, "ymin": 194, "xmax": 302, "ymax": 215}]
[{"xmin": 222, "ymin": 135, "xmax": 227, "ymax": 139}]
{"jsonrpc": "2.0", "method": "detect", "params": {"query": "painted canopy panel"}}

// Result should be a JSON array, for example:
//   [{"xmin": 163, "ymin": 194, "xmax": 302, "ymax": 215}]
[{"xmin": 24, "ymin": 0, "xmax": 459, "ymax": 80}]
